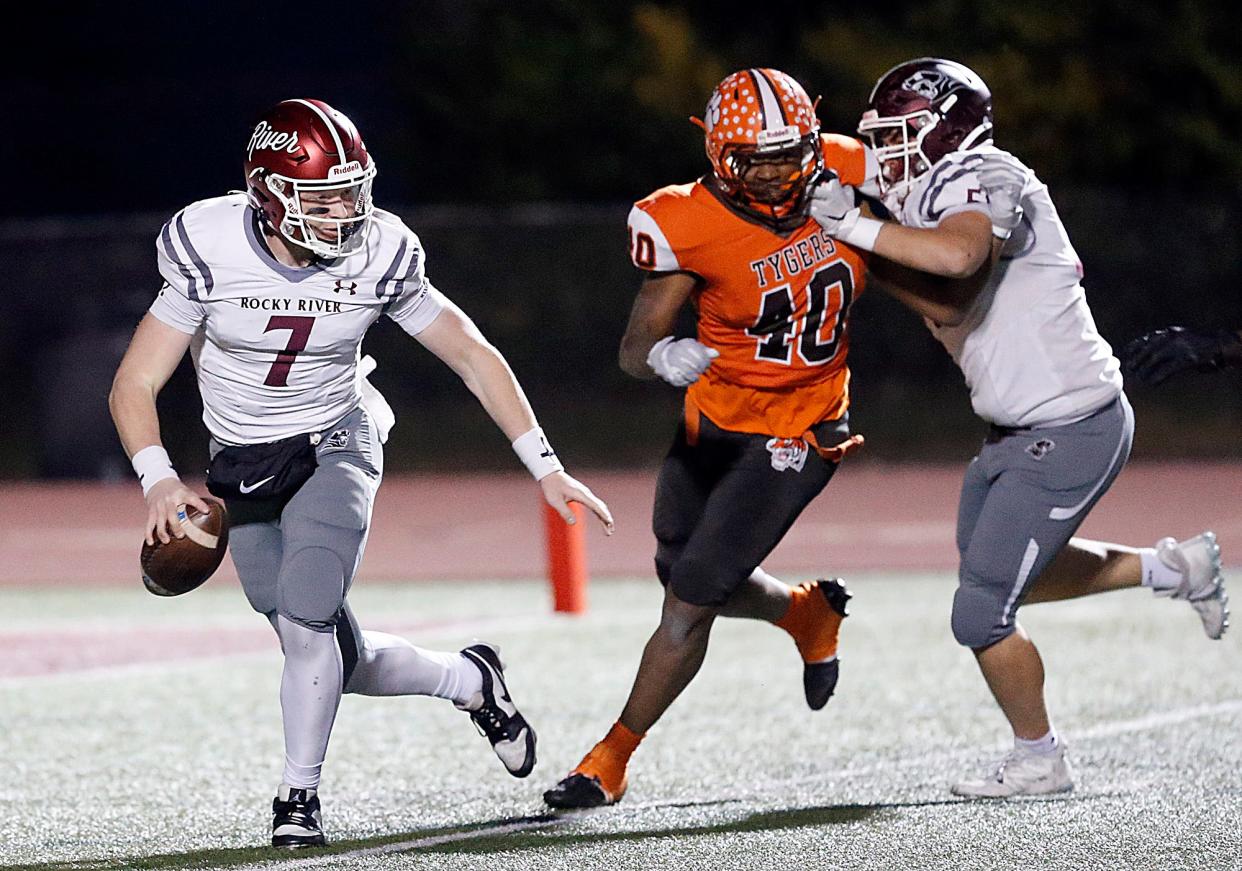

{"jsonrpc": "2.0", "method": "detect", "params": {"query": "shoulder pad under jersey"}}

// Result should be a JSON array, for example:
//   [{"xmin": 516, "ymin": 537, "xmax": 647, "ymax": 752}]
[
  {"xmin": 157, "ymin": 194, "xmax": 248, "ymax": 300},
  {"xmin": 819, "ymin": 134, "xmax": 870, "ymax": 187}
]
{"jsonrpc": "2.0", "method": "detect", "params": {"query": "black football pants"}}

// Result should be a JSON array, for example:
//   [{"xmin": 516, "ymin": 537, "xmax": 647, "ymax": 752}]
[{"xmin": 653, "ymin": 415, "xmax": 848, "ymax": 607}]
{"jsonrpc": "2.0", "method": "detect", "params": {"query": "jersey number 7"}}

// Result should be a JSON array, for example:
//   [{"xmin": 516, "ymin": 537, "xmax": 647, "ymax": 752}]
[{"xmin": 263, "ymin": 316, "xmax": 316, "ymax": 387}]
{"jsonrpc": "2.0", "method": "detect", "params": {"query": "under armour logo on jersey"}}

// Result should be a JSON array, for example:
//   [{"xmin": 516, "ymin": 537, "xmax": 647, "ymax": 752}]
[
  {"xmin": 1026, "ymin": 438, "xmax": 1056, "ymax": 460},
  {"xmin": 333, "ymin": 280, "xmax": 358, "ymax": 295},
  {"xmin": 766, "ymin": 437, "xmax": 809, "ymax": 473}
]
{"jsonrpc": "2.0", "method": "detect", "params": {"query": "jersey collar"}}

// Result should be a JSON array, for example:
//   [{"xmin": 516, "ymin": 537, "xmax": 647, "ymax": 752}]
[{"xmin": 243, "ymin": 206, "xmax": 331, "ymax": 283}]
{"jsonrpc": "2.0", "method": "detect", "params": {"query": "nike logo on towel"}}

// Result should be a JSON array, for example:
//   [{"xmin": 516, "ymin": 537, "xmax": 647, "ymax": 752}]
[{"xmin": 238, "ymin": 476, "xmax": 276, "ymax": 494}]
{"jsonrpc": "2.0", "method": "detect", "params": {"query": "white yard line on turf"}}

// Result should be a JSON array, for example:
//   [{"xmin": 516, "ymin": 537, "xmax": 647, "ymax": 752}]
[
  {"xmin": 1075, "ymin": 698, "xmax": 1242, "ymax": 739},
  {"xmin": 226, "ymin": 698, "xmax": 1242, "ymax": 870},
  {"xmin": 243, "ymin": 817, "xmax": 576, "ymax": 869}
]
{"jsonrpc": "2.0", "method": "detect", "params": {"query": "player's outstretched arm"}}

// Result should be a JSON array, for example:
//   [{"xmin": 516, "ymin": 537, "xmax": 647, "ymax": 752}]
[
  {"xmin": 810, "ymin": 176, "xmax": 996, "ymax": 281},
  {"xmin": 109, "ymin": 314, "xmax": 211, "ymax": 545},
  {"xmin": 869, "ymin": 210, "xmax": 996, "ymax": 282},
  {"xmin": 810, "ymin": 176, "xmax": 1004, "ymax": 328},
  {"xmin": 414, "ymin": 301, "xmax": 614, "ymax": 534}
]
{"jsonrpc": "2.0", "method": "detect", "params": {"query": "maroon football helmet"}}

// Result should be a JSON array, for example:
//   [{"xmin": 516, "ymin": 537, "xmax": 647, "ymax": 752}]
[
  {"xmin": 244, "ymin": 99, "xmax": 377, "ymax": 258},
  {"xmin": 858, "ymin": 58, "xmax": 993, "ymax": 209}
]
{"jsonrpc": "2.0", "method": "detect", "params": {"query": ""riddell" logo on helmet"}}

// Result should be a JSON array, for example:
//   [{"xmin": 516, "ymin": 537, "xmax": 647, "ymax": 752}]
[
  {"xmin": 329, "ymin": 162, "xmax": 362, "ymax": 178},
  {"xmin": 756, "ymin": 125, "xmax": 800, "ymax": 150},
  {"xmin": 248, "ymin": 122, "xmax": 302, "ymax": 159}
]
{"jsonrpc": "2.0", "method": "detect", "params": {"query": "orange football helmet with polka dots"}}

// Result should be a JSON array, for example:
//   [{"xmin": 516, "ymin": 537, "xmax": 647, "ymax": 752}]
[{"xmin": 696, "ymin": 68, "xmax": 824, "ymax": 227}]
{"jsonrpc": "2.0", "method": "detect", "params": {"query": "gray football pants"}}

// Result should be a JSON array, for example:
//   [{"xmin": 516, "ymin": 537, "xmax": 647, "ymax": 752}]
[
  {"xmin": 952, "ymin": 394, "xmax": 1134, "ymax": 650},
  {"xmin": 216, "ymin": 409, "xmax": 481, "ymax": 788},
  {"xmin": 220, "ymin": 407, "xmax": 382, "ymax": 680}
]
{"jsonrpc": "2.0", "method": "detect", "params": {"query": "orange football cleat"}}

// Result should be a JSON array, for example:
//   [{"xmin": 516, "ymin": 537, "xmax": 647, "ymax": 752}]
[
  {"xmin": 543, "ymin": 723, "xmax": 641, "ymax": 809},
  {"xmin": 776, "ymin": 578, "xmax": 851, "ymax": 709}
]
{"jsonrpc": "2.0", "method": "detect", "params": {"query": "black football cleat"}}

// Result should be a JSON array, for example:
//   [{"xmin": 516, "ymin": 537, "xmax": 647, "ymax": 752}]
[
  {"xmin": 543, "ymin": 772, "xmax": 619, "ymax": 809},
  {"xmin": 456, "ymin": 643, "xmax": 538, "ymax": 777},
  {"xmin": 803, "ymin": 578, "xmax": 851, "ymax": 711},
  {"xmin": 804, "ymin": 658, "xmax": 841, "ymax": 711},
  {"xmin": 271, "ymin": 785, "xmax": 326, "ymax": 849}
]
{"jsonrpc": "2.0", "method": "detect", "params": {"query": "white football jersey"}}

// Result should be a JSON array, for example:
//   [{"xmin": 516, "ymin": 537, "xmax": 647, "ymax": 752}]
[
  {"xmin": 150, "ymin": 193, "xmax": 444, "ymax": 445},
  {"xmin": 894, "ymin": 145, "xmax": 1122, "ymax": 428}
]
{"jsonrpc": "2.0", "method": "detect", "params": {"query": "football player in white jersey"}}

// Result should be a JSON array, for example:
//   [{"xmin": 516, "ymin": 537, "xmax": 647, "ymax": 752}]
[
  {"xmin": 807, "ymin": 59, "xmax": 1229, "ymax": 797},
  {"xmin": 109, "ymin": 99, "xmax": 614, "ymax": 848}
]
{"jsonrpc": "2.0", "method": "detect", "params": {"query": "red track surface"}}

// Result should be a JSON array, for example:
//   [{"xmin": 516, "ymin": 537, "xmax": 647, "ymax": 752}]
[{"xmin": 3, "ymin": 463, "xmax": 1240, "ymax": 588}]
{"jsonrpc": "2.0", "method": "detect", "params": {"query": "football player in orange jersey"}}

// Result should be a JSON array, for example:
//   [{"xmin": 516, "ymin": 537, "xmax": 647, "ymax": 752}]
[{"xmin": 544, "ymin": 69, "xmax": 873, "ymax": 810}]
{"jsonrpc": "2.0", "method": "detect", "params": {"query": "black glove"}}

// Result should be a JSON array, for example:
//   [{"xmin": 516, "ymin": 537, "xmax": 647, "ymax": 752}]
[{"xmin": 1122, "ymin": 326, "xmax": 1242, "ymax": 386}]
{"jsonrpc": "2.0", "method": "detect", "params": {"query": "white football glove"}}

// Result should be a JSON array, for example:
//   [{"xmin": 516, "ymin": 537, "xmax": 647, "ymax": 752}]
[
  {"xmin": 647, "ymin": 336, "xmax": 719, "ymax": 387},
  {"xmin": 977, "ymin": 157, "xmax": 1028, "ymax": 240},
  {"xmin": 807, "ymin": 176, "xmax": 862, "ymax": 237}
]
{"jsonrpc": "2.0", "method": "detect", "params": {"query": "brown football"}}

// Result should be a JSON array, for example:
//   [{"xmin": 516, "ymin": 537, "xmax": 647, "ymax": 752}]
[{"xmin": 139, "ymin": 498, "xmax": 230, "ymax": 596}]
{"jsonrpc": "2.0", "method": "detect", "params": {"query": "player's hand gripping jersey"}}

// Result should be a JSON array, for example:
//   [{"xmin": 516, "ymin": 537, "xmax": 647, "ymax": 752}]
[
  {"xmin": 894, "ymin": 146, "xmax": 1122, "ymax": 428},
  {"xmin": 150, "ymin": 194, "xmax": 442, "ymax": 444},
  {"xmin": 627, "ymin": 135, "xmax": 872, "ymax": 439}
]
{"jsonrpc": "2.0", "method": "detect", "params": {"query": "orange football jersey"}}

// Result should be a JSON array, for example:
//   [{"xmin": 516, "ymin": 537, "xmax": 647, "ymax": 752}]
[{"xmin": 627, "ymin": 134, "xmax": 871, "ymax": 438}]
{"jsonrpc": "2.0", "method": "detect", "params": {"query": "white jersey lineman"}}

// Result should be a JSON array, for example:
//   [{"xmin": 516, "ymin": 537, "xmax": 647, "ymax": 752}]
[
  {"xmin": 150, "ymin": 193, "xmax": 443, "ymax": 444},
  {"xmin": 892, "ymin": 144, "xmax": 1123, "ymax": 428}
]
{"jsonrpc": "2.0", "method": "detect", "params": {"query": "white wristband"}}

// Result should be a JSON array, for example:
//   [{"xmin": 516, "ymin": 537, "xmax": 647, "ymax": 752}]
[
  {"xmin": 132, "ymin": 445, "xmax": 178, "ymax": 496},
  {"xmin": 512, "ymin": 427, "xmax": 564, "ymax": 481},
  {"xmin": 837, "ymin": 215, "xmax": 885, "ymax": 252}
]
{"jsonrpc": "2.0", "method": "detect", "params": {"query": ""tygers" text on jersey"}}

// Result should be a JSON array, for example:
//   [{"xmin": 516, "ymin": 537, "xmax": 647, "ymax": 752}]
[{"xmin": 748, "ymin": 228, "xmax": 839, "ymax": 288}]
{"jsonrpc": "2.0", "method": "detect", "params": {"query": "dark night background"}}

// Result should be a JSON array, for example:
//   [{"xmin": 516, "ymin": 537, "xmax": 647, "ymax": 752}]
[{"xmin": 3, "ymin": 1, "xmax": 1240, "ymax": 478}]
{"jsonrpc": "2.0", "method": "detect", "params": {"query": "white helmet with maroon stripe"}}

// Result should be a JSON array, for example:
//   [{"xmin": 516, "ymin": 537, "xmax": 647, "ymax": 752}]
[
  {"xmin": 243, "ymin": 99, "xmax": 377, "ymax": 258},
  {"xmin": 696, "ymin": 68, "xmax": 823, "ymax": 227}
]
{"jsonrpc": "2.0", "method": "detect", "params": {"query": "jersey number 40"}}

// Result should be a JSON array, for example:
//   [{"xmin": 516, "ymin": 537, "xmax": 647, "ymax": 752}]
[{"xmin": 746, "ymin": 260, "xmax": 854, "ymax": 366}]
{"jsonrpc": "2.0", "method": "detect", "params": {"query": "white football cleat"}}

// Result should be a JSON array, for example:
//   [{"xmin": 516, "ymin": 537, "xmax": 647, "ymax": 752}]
[
  {"xmin": 271, "ymin": 784, "xmax": 325, "ymax": 849},
  {"xmin": 951, "ymin": 744, "xmax": 1074, "ymax": 798},
  {"xmin": 456, "ymin": 643, "xmax": 537, "ymax": 778},
  {"xmin": 1156, "ymin": 531, "xmax": 1229, "ymax": 640}
]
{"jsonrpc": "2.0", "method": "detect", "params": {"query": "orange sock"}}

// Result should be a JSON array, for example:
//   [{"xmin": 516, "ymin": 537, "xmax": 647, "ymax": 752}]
[
  {"xmin": 775, "ymin": 582, "xmax": 843, "ymax": 662},
  {"xmin": 573, "ymin": 721, "xmax": 644, "ymax": 798}
]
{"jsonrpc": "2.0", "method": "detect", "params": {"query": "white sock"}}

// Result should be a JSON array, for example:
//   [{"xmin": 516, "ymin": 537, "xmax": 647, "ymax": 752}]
[
  {"xmin": 1139, "ymin": 547, "xmax": 1182, "ymax": 592},
  {"xmin": 749, "ymin": 566, "xmax": 782, "ymax": 585},
  {"xmin": 277, "ymin": 616, "xmax": 343, "ymax": 791},
  {"xmin": 344, "ymin": 631, "xmax": 482, "ymax": 705},
  {"xmin": 1015, "ymin": 729, "xmax": 1059, "ymax": 756}
]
